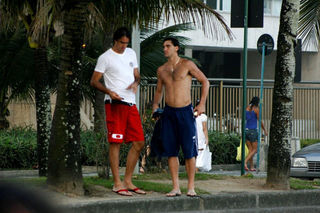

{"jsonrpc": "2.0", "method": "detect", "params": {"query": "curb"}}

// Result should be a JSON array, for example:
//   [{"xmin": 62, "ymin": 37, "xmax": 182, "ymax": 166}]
[{"xmin": 63, "ymin": 190, "xmax": 320, "ymax": 213}]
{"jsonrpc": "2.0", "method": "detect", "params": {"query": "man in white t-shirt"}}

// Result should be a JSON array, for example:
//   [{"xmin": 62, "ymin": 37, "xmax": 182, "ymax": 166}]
[{"xmin": 90, "ymin": 27, "xmax": 145, "ymax": 196}]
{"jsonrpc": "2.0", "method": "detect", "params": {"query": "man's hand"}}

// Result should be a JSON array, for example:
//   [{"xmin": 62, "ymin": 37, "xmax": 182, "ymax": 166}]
[
  {"xmin": 194, "ymin": 103, "xmax": 205, "ymax": 117},
  {"xmin": 127, "ymin": 82, "xmax": 138, "ymax": 93},
  {"xmin": 109, "ymin": 91, "xmax": 123, "ymax": 101}
]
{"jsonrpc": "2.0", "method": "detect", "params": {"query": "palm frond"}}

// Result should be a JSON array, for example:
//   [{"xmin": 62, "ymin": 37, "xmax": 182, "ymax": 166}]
[
  {"xmin": 140, "ymin": 22, "xmax": 194, "ymax": 77},
  {"xmin": 91, "ymin": 0, "xmax": 233, "ymax": 41},
  {"xmin": 298, "ymin": 0, "xmax": 320, "ymax": 50},
  {"xmin": 0, "ymin": 26, "xmax": 35, "ymax": 102}
]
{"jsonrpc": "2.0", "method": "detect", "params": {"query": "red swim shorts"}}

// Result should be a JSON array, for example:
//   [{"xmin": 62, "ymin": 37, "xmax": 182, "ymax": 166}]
[{"xmin": 105, "ymin": 103, "xmax": 144, "ymax": 143}]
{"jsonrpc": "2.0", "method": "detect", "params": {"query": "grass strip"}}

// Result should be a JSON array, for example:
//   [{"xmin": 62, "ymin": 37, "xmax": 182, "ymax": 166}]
[
  {"xmin": 290, "ymin": 178, "xmax": 320, "ymax": 190},
  {"xmin": 84, "ymin": 176, "xmax": 209, "ymax": 195},
  {"xmin": 133, "ymin": 172, "xmax": 225, "ymax": 181}
]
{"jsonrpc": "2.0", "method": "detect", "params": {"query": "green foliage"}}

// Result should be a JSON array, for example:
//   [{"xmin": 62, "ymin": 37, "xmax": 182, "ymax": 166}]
[
  {"xmin": 300, "ymin": 139, "xmax": 320, "ymax": 148},
  {"xmin": 81, "ymin": 130, "xmax": 128, "ymax": 167},
  {"xmin": 208, "ymin": 131, "xmax": 240, "ymax": 165},
  {"xmin": 290, "ymin": 178, "xmax": 320, "ymax": 190},
  {"xmin": 0, "ymin": 127, "xmax": 37, "ymax": 168},
  {"xmin": 0, "ymin": 127, "xmax": 240, "ymax": 169},
  {"xmin": 80, "ymin": 130, "xmax": 99, "ymax": 166}
]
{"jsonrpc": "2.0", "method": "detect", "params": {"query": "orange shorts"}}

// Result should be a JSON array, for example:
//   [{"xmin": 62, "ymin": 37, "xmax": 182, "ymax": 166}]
[{"xmin": 105, "ymin": 103, "xmax": 144, "ymax": 143}]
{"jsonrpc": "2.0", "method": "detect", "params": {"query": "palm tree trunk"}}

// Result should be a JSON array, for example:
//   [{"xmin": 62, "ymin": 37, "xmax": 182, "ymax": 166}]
[
  {"xmin": 266, "ymin": 0, "xmax": 300, "ymax": 189},
  {"xmin": 34, "ymin": 47, "xmax": 52, "ymax": 177},
  {"xmin": 0, "ymin": 88, "xmax": 9, "ymax": 129},
  {"xmin": 47, "ymin": 1, "xmax": 88, "ymax": 195},
  {"xmin": 93, "ymin": 87, "xmax": 109, "ymax": 179}
]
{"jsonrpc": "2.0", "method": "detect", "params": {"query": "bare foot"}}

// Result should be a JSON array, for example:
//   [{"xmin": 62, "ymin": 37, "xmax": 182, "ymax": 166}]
[
  {"xmin": 166, "ymin": 189, "xmax": 181, "ymax": 197},
  {"xmin": 186, "ymin": 189, "xmax": 197, "ymax": 197},
  {"xmin": 139, "ymin": 167, "xmax": 145, "ymax": 173}
]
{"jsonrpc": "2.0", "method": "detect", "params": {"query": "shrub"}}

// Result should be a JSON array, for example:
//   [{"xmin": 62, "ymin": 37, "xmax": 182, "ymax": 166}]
[
  {"xmin": 300, "ymin": 139, "xmax": 320, "ymax": 148},
  {"xmin": 0, "ymin": 127, "xmax": 37, "ymax": 169},
  {"xmin": 208, "ymin": 131, "xmax": 240, "ymax": 165},
  {"xmin": 81, "ymin": 130, "xmax": 129, "ymax": 167}
]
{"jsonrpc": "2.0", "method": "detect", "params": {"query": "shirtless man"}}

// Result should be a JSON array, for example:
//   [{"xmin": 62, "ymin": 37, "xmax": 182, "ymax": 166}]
[{"xmin": 152, "ymin": 37, "xmax": 209, "ymax": 197}]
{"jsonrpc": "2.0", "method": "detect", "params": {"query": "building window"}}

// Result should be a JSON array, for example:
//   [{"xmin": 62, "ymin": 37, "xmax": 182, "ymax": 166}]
[
  {"xmin": 193, "ymin": 51, "xmax": 240, "ymax": 80},
  {"xmin": 208, "ymin": 0, "xmax": 217, "ymax": 9},
  {"xmin": 264, "ymin": 0, "xmax": 282, "ymax": 16},
  {"xmin": 220, "ymin": 0, "xmax": 231, "ymax": 11}
]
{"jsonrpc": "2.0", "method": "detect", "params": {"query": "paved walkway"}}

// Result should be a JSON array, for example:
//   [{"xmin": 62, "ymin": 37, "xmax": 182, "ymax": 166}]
[{"xmin": 2, "ymin": 166, "xmax": 319, "ymax": 213}]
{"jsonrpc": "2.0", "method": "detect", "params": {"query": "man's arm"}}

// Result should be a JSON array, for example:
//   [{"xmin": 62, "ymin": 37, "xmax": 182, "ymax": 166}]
[
  {"xmin": 90, "ymin": 71, "xmax": 122, "ymax": 100},
  {"xmin": 202, "ymin": 121, "xmax": 209, "ymax": 145},
  {"xmin": 152, "ymin": 68, "xmax": 164, "ymax": 113},
  {"xmin": 127, "ymin": 68, "xmax": 140, "ymax": 93},
  {"xmin": 188, "ymin": 61, "xmax": 209, "ymax": 115},
  {"xmin": 254, "ymin": 107, "xmax": 268, "ymax": 136}
]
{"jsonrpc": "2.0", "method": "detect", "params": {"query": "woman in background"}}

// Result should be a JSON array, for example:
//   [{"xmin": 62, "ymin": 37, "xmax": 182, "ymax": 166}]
[{"xmin": 245, "ymin": 97, "xmax": 268, "ymax": 171}]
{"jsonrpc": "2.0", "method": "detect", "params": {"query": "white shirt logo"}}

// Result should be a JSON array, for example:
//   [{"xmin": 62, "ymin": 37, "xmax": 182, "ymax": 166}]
[{"xmin": 111, "ymin": 134, "xmax": 123, "ymax": 139}]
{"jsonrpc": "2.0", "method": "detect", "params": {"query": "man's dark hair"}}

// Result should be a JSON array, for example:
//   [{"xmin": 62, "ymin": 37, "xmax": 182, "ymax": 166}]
[
  {"xmin": 163, "ymin": 37, "xmax": 180, "ymax": 48},
  {"xmin": 113, "ymin": 27, "xmax": 131, "ymax": 42}
]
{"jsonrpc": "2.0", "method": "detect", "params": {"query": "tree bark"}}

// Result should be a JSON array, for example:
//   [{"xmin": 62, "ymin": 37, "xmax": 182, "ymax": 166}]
[
  {"xmin": 34, "ymin": 47, "xmax": 52, "ymax": 177},
  {"xmin": 266, "ymin": 0, "xmax": 300, "ymax": 189},
  {"xmin": 47, "ymin": 1, "xmax": 88, "ymax": 195},
  {"xmin": 93, "ymin": 87, "xmax": 109, "ymax": 179},
  {"xmin": 0, "ymin": 88, "xmax": 9, "ymax": 129}
]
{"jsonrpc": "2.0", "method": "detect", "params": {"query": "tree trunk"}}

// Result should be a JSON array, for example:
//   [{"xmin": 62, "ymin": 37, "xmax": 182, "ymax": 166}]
[
  {"xmin": 34, "ymin": 47, "xmax": 52, "ymax": 177},
  {"xmin": 266, "ymin": 0, "xmax": 300, "ymax": 189},
  {"xmin": 93, "ymin": 36, "xmax": 112, "ymax": 178},
  {"xmin": 93, "ymin": 87, "xmax": 109, "ymax": 179},
  {"xmin": 0, "ymin": 88, "xmax": 9, "ymax": 129},
  {"xmin": 47, "ymin": 1, "xmax": 88, "ymax": 195}
]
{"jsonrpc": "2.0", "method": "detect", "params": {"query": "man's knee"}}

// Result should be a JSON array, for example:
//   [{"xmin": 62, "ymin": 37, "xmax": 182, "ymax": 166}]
[{"xmin": 132, "ymin": 141, "xmax": 145, "ymax": 152}]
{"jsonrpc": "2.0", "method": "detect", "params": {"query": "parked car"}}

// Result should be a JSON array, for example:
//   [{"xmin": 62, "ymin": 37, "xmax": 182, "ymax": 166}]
[{"xmin": 290, "ymin": 143, "xmax": 320, "ymax": 180}]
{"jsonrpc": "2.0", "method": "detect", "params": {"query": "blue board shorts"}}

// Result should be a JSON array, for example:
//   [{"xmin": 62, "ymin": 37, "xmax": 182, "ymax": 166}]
[
  {"xmin": 160, "ymin": 104, "xmax": 198, "ymax": 159},
  {"xmin": 245, "ymin": 129, "xmax": 258, "ymax": 142}
]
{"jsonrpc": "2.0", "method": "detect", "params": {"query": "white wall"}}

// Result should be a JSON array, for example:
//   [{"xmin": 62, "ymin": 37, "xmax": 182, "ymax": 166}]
[{"xmin": 180, "ymin": 12, "xmax": 282, "ymax": 51}]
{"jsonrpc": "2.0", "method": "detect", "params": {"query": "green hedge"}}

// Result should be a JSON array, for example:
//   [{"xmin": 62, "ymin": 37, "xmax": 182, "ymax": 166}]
[
  {"xmin": 300, "ymin": 139, "xmax": 320, "ymax": 148},
  {"xmin": 0, "ymin": 127, "xmax": 240, "ymax": 169},
  {"xmin": 208, "ymin": 131, "xmax": 240, "ymax": 165},
  {"xmin": 0, "ymin": 127, "xmax": 37, "ymax": 169}
]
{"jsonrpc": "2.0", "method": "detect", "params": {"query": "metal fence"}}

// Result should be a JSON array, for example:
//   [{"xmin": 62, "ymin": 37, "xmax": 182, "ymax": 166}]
[{"xmin": 139, "ymin": 79, "xmax": 320, "ymax": 139}]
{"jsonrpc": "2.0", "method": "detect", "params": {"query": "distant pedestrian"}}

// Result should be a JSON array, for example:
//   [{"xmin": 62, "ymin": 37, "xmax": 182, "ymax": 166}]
[{"xmin": 245, "ymin": 96, "xmax": 268, "ymax": 171}]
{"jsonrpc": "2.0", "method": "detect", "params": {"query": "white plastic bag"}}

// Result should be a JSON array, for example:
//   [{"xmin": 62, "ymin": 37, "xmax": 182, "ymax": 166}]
[{"xmin": 196, "ymin": 146, "xmax": 212, "ymax": 172}]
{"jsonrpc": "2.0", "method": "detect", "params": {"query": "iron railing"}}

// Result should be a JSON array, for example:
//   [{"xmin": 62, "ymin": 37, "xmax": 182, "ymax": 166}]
[{"xmin": 139, "ymin": 78, "xmax": 320, "ymax": 139}]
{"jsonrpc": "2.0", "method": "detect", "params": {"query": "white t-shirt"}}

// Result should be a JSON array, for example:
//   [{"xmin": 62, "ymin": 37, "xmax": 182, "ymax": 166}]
[
  {"xmin": 94, "ymin": 48, "xmax": 138, "ymax": 104},
  {"xmin": 196, "ymin": 114, "xmax": 208, "ymax": 149}
]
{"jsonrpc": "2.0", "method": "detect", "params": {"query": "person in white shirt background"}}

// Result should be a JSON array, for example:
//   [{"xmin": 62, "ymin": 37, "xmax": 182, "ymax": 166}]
[{"xmin": 195, "ymin": 100, "xmax": 209, "ymax": 172}]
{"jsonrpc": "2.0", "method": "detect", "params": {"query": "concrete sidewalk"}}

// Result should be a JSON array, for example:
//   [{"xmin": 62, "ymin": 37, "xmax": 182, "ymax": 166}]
[
  {"xmin": 62, "ymin": 190, "xmax": 320, "ymax": 213},
  {"xmin": 1, "ymin": 166, "xmax": 320, "ymax": 213}
]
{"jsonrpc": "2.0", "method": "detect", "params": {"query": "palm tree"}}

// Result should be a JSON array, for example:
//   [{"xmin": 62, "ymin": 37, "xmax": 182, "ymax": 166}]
[
  {"xmin": 0, "ymin": 0, "xmax": 54, "ymax": 176},
  {"xmin": 298, "ymin": 0, "xmax": 320, "ymax": 49},
  {"xmin": 47, "ymin": 0, "xmax": 232, "ymax": 195},
  {"xmin": 0, "ymin": 27, "xmax": 35, "ymax": 129},
  {"xmin": 266, "ymin": 0, "xmax": 300, "ymax": 189},
  {"xmin": 140, "ymin": 23, "xmax": 194, "ymax": 78}
]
